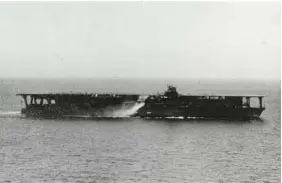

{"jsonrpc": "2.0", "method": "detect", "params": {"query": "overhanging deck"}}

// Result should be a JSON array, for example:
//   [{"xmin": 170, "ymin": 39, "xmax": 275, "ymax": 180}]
[{"xmin": 16, "ymin": 93, "xmax": 265, "ymax": 98}]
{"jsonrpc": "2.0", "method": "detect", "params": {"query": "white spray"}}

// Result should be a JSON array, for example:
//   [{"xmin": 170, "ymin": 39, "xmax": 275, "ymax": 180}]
[
  {"xmin": 105, "ymin": 96, "xmax": 148, "ymax": 118},
  {"xmin": 112, "ymin": 102, "xmax": 145, "ymax": 117}
]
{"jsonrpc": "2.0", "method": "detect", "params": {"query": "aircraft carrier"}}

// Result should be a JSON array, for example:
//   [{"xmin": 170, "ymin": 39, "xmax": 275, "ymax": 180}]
[{"xmin": 17, "ymin": 85, "xmax": 265, "ymax": 119}]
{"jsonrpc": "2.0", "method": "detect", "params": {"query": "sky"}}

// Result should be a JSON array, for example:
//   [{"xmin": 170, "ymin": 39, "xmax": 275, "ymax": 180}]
[{"xmin": 0, "ymin": 1, "xmax": 280, "ymax": 80}]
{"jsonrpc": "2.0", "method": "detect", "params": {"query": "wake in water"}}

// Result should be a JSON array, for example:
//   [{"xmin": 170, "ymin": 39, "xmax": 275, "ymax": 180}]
[{"xmin": 0, "ymin": 111, "xmax": 21, "ymax": 117}]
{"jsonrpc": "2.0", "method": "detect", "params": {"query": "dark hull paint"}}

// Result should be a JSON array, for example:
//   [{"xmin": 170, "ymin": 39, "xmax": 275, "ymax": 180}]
[
  {"xmin": 137, "ymin": 107, "xmax": 264, "ymax": 119},
  {"xmin": 21, "ymin": 102, "xmax": 138, "ymax": 118},
  {"xmin": 21, "ymin": 106, "xmax": 264, "ymax": 120}
]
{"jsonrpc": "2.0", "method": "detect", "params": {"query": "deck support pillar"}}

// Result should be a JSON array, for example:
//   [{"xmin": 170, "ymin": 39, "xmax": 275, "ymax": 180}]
[
  {"xmin": 30, "ymin": 96, "xmax": 34, "ymax": 105},
  {"xmin": 23, "ymin": 95, "xmax": 28, "ymax": 107},
  {"xmin": 246, "ymin": 97, "xmax": 250, "ymax": 108},
  {"xmin": 47, "ymin": 98, "xmax": 51, "ymax": 105},
  {"xmin": 259, "ymin": 97, "xmax": 263, "ymax": 109}
]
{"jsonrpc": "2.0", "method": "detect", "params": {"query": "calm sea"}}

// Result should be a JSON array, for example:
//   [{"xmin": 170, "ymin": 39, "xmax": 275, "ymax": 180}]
[{"xmin": 0, "ymin": 78, "xmax": 280, "ymax": 183}]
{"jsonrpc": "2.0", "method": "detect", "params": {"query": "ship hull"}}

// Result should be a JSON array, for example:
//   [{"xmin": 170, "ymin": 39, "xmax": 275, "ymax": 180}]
[
  {"xmin": 21, "ymin": 105, "xmax": 264, "ymax": 120},
  {"xmin": 21, "ymin": 101, "xmax": 140, "ymax": 118},
  {"xmin": 137, "ymin": 107, "xmax": 264, "ymax": 119}
]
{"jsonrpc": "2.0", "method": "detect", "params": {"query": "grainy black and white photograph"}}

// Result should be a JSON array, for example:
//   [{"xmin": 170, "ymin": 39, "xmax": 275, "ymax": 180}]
[{"xmin": 0, "ymin": 1, "xmax": 280, "ymax": 182}]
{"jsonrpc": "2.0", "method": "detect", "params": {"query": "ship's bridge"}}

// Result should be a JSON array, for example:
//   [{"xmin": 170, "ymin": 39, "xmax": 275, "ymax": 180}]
[{"xmin": 164, "ymin": 85, "xmax": 179, "ymax": 97}]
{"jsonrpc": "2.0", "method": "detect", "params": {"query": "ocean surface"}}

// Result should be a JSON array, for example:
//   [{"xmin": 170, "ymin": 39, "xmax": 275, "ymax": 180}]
[{"xmin": 0, "ymin": 78, "xmax": 280, "ymax": 183}]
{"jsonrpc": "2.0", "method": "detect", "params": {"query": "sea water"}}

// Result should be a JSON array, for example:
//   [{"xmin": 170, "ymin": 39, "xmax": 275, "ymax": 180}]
[{"xmin": 0, "ymin": 78, "xmax": 280, "ymax": 182}]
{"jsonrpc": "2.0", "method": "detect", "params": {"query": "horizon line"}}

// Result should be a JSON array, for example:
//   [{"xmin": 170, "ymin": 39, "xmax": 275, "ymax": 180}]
[{"xmin": 0, "ymin": 76, "xmax": 280, "ymax": 81}]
